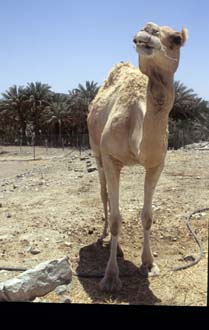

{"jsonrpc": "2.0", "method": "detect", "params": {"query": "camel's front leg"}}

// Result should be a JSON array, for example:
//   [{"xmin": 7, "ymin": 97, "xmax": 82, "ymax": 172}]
[
  {"xmin": 99, "ymin": 156, "xmax": 122, "ymax": 292},
  {"xmin": 96, "ymin": 161, "xmax": 109, "ymax": 241},
  {"xmin": 140, "ymin": 162, "xmax": 164, "ymax": 276}
]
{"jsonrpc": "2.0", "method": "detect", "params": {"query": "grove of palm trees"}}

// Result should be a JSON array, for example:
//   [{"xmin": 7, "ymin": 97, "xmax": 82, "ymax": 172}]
[
  {"xmin": 0, "ymin": 79, "xmax": 208, "ymax": 150},
  {"xmin": 0, "ymin": 81, "xmax": 99, "ymax": 148}
]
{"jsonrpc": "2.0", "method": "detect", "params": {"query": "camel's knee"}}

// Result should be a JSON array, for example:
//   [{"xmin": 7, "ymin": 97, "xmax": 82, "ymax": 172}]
[
  {"xmin": 109, "ymin": 214, "xmax": 122, "ymax": 236},
  {"xmin": 141, "ymin": 209, "xmax": 153, "ymax": 230}
]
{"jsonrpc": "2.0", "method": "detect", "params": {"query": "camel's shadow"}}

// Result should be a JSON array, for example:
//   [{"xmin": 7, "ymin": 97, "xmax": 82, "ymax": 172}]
[{"xmin": 76, "ymin": 241, "xmax": 161, "ymax": 305}]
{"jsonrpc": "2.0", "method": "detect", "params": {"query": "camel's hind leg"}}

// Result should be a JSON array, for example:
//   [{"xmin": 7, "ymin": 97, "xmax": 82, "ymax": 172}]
[
  {"xmin": 95, "ymin": 157, "xmax": 109, "ymax": 240},
  {"xmin": 95, "ymin": 156, "xmax": 124, "ymax": 258}
]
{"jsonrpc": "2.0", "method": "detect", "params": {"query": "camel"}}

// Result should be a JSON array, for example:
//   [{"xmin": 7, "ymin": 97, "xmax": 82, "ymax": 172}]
[{"xmin": 87, "ymin": 22, "xmax": 188, "ymax": 292}]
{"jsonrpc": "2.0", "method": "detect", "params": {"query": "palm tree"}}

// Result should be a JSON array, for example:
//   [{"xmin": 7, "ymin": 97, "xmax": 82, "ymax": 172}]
[
  {"xmin": 74, "ymin": 81, "xmax": 99, "ymax": 105},
  {"xmin": 68, "ymin": 89, "xmax": 88, "ymax": 133},
  {"xmin": 41, "ymin": 94, "xmax": 72, "ymax": 145},
  {"xmin": 170, "ymin": 81, "xmax": 200, "ymax": 120},
  {"xmin": 68, "ymin": 81, "xmax": 99, "ymax": 134},
  {"xmin": 169, "ymin": 81, "xmax": 209, "ymax": 148},
  {"xmin": 25, "ymin": 82, "xmax": 52, "ymax": 135},
  {"xmin": 0, "ymin": 85, "xmax": 30, "ymax": 143}
]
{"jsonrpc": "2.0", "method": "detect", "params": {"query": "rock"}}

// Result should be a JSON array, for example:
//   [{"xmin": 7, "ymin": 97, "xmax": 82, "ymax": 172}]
[
  {"xmin": 153, "ymin": 252, "xmax": 158, "ymax": 257},
  {"xmin": 6, "ymin": 213, "xmax": 12, "ymax": 218},
  {"xmin": 27, "ymin": 247, "xmax": 41, "ymax": 255},
  {"xmin": 86, "ymin": 163, "xmax": 92, "ymax": 168},
  {"xmin": 184, "ymin": 255, "xmax": 195, "ymax": 262},
  {"xmin": 0, "ymin": 256, "xmax": 72, "ymax": 302},
  {"xmin": 30, "ymin": 249, "xmax": 41, "ymax": 255},
  {"xmin": 0, "ymin": 203, "xmax": 2, "ymax": 208},
  {"xmin": 87, "ymin": 167, "xmax": 97, "ymax": 173},
  {"xmin": 64, "ymin": 242, "xmax": 72, "ymax": 247}
]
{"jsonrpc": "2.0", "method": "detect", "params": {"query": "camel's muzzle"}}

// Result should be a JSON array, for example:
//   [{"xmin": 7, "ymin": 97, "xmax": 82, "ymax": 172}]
[{"xmin": 133, "ymin": 30, "xmax": 161, "ymax": 56}]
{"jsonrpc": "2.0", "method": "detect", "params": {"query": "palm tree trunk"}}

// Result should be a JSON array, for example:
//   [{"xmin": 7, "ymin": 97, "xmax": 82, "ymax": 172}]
[{"xmin": 58, "ymin": 120, "xmax": 62, "ymax": 146}]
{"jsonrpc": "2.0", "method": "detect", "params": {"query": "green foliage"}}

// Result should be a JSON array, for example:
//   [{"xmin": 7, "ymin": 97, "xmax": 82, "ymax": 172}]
[
  {"xmin": 0, "ymin": 80, "xmax": 99, "ymax": 145},
  {"xmin": 169, "ymin": 81, "xmax": 209, "ymax": 148},
  {"xmin": 0, "ymin": 78, "xmax": 208, "ymax": 149}
]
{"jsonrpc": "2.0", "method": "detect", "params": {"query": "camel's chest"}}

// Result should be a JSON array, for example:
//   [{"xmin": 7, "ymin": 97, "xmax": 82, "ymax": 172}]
[{"xmin": 138, "ymin": 129, "xmax": 168, "ymax": 168}]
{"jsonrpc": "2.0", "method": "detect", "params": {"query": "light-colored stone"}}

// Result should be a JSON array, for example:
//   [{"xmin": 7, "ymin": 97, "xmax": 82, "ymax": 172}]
[
  {"xmin": 0, "ymin": 256, "xmax": 72, "ymax": 302},
  {"xmin": 55, "ymin": 285, "xmax": 67, "ymax": 295}
]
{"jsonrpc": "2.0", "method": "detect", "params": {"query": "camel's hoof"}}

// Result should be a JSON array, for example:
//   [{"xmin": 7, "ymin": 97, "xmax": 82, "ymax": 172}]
[
  {"xmin": 99, "ymin": 275, "xmax": 122, "ymax": 292},
  {"xmin": 139, "ymin": 263, "xmax": 160, "ymax": 277}
]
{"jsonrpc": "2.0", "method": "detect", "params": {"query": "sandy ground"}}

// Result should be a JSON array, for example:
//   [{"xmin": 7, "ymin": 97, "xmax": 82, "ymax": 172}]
[{"xmin": 0, "ymin": 145, "xmax": 208, "ymax": 305}]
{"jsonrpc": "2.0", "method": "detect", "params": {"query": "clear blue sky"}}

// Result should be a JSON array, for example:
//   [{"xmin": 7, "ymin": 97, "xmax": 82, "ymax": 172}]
[{"xmin": 0, "ymin": 0, "xmax": 209, "ymax": 100}]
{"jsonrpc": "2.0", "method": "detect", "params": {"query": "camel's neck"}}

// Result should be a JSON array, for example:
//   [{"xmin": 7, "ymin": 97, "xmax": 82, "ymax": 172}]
[
  {"xmin": 139, "ymin": 70, "xmax": 175, "ymax": 168},
  {"xmin": 147, "ymin": 69, "xmax": 175, "ymax": 114}
]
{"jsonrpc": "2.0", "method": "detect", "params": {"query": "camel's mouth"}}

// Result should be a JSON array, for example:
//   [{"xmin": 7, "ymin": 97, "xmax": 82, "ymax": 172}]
[
  {"xmin": 133, "ymin": 34, "xmax": 161, "ymax": 57},
  {"xmin": 136, "ymin": 41, "xmax": 155, "ymax": 54},
  {"xmin": 133, "ymin": 23, "xmax": 162, "ymax": 57}
]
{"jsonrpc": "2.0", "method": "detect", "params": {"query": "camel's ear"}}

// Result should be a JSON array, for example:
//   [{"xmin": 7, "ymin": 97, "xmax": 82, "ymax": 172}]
[{"xmin": 181, "ymin": 28, "xmax": 189, "ymax": 46}]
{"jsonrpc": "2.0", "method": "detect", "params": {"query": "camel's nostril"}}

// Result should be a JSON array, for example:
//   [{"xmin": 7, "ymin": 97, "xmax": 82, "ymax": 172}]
[{"xmin": 133, "ymin": 38, "xmax": 137, "ymax": 44}]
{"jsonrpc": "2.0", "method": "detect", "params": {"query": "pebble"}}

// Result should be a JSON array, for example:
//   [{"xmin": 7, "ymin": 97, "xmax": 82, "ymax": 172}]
[
  {"xmin": 184, "ymin": 255, "xmax": 195, "ymax": 262},
  {"xmin": 27, "ymin": 247, "xmax": 41, "ymax": 255},
  {"xmin": 153, "ymin": 206, "xmax": 161, "ymax": 211},
  {"xmin": 33, "ymin": 298, "xmax": 47, "ymax": 303},
  {"xmin": 55, "ymin": 285, "xmax": 67, "ymax": 295},
  {"xmin": 87, "ymin": 167, "xmax": 97, "ymax": 173},
  {"xmin": 60, "ymin": 297, "xmax": 71, "ymax": 303},
  {"xmin": 0, "ymin": 203, "xmax": 2, "ymax": 208},
  {"xmin": 64, "ymin": 241, "xmax": 72, "ymax": 247},
  {"xmin": 6, "ymin": 213, "xmax": 12, "ymax": 218},
  {"xmin": 153, "ymin": 252, "xmax": 158, "ymax": 257},
  {"xmin": 86, "ymin": 163, "xmax": 92, "ymax": 168}
]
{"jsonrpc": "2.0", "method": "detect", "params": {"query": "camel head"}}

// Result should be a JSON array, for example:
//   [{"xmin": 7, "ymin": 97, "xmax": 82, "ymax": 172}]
[{"xmin": 133, "ymin": 22, "xmax": 188, "ymax": 76}]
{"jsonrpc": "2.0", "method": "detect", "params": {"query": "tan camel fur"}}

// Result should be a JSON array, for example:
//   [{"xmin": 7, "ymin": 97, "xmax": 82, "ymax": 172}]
[{"xmin": 87, "ymin": 22, "xmax": 188, "ymax": 292}]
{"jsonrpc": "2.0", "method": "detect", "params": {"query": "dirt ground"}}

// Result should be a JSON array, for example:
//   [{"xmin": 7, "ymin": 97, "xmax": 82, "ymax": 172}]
[{"xmin": 0, "ymin": 145, "xmax": 208, "ymax": 305}]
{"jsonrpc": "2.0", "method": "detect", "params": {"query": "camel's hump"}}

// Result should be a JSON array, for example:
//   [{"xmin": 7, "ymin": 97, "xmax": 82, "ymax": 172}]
[
  {"xmin": 103, "ymin": 62, "xmax": 147, "ymax": 89},
  {"xmin": 90, "ymin": 62, "xmax": 148, "ymax": 111}
]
